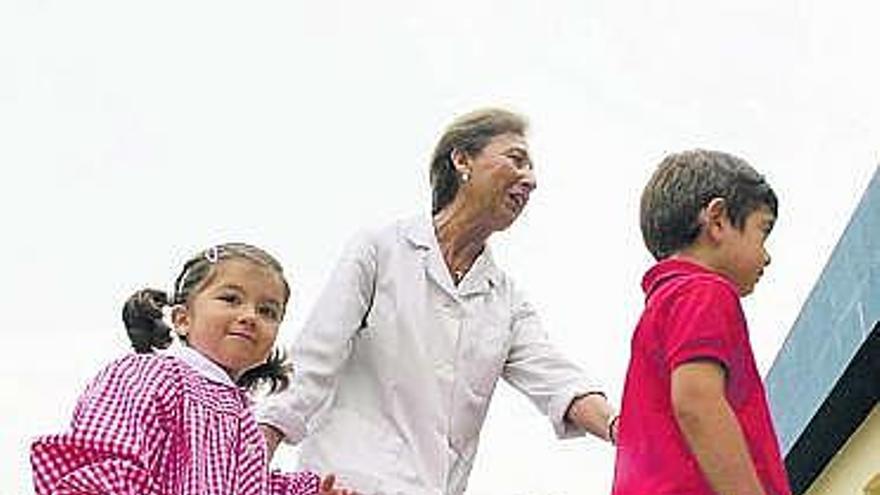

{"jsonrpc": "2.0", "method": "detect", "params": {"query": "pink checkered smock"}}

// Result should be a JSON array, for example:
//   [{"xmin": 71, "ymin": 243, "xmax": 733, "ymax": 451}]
[{"xmin": 31, "ymin": 345, "xmax": 320, "ymax": 495}]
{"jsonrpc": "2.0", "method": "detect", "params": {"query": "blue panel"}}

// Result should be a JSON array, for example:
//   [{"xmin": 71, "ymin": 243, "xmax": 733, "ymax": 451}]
[{"xmin": 766, "ymin": 166, "xmax": 880, "ymax": 453}]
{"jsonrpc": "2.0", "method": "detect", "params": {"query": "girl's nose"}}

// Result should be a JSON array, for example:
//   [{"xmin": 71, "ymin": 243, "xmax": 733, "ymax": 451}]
[{"xmin": 237, "ymin": 305, "xmax": 258, "ymax": 323}]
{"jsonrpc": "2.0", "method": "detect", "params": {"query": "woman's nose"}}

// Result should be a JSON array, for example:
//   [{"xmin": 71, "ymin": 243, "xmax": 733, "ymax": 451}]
[{"xmin": 520, "ymin": 169, "xmax": 537, "ymax": 193}]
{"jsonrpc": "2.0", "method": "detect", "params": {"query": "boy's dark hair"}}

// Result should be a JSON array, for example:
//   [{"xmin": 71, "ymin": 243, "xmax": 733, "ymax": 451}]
[
  {"xmin": 640, "ymin": 149, "xmax": 778, "ymax": 260},
  {"xmin": 121, "ymin": 243, "xmax": 293, "ymax": 393},
  {"xmin": 429, "ymin": 107, "xmax": 528, "ymax": 215}
]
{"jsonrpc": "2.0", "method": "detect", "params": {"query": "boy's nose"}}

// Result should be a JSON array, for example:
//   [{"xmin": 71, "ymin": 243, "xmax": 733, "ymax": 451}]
[{"xmin": 763, "ymin": 250, "xmax": 772, "ymax": 267}]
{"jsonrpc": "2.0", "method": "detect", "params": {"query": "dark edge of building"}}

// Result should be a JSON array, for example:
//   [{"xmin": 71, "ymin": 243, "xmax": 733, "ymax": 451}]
[
  {"xmin": 765, "ymin": 166, "xmax": 880, "ymax": 494},
  {"xmin": 783, "ymin": 323, "xmax": 879, "ymax": 493}
]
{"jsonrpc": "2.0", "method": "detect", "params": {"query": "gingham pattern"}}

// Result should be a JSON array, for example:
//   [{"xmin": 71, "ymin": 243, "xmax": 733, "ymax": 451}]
[{"xmin": 31, "ymin": 354, "xmax": 319, "ymax": 495}]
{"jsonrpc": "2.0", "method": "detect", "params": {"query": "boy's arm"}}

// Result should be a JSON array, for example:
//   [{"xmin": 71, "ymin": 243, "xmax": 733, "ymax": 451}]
[{"xmin": 671, "ymin": 360, "xmax": 766, "ymax": 495}]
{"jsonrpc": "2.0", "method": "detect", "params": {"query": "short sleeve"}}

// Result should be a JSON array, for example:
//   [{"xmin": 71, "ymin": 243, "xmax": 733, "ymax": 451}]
[
  {"xmin": 663, "ymin": 280, "xmax": 746, "ymax": 375},
  {"xmin": 30, "ymin": 355, "xmax": 178, "ymax": 495}
]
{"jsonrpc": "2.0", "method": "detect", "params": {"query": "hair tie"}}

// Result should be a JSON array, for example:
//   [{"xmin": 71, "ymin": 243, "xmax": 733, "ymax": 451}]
[{"xmin": 205, "ymin": 246, "xmax": 220, "ymax": 264}]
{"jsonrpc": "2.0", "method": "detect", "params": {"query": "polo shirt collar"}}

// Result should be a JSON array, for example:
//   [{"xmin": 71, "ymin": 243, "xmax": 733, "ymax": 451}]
[{"xmin": 642, "ymin": 257, "xmax": 734, "ymax": 297}]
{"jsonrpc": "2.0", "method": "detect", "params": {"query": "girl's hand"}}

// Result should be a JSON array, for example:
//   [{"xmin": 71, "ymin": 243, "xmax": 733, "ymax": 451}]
[{"xmin": 319, "ymin": 473, "xmax": 359, "ymax": 495}]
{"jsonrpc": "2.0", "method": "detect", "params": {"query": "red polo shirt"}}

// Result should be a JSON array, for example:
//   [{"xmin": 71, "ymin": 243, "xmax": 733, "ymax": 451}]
[{"xmin": 612, "ymin": 259, "xmax": 791, "ymax": 495}]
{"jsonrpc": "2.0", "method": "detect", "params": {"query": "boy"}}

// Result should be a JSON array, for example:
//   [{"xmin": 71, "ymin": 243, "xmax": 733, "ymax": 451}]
[{"xmin": 612, "ymin": 150, "xmax": 791, "ymax": 495}]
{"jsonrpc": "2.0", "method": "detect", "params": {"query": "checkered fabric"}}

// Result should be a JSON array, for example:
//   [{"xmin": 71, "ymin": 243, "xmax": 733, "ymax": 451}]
[{"xmin": 31, "ymin": 354, "xmax": 319, "ymax": 495}]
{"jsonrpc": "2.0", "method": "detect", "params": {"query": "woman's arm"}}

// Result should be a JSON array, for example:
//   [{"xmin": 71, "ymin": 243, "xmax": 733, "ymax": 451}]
[
  {"xmin": 502, "ymin": 291, "xmax": 613, "ymax": 440},
  {"xmin": 257, "ymin": 232, "xmax": 378, "ymax": 452}
]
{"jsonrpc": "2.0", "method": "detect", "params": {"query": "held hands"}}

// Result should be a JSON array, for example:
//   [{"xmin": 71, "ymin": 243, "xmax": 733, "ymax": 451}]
[
  {"xmin": 319, "ymin": 473, "xmax": 359, "ymax": 495},
  {"xmin": 565, "ymin": 392, "xmax": 619, "ymax": 444},
  {"xmin": 259, "ymin": 423, "xmax": 285, "ymax": 459}
]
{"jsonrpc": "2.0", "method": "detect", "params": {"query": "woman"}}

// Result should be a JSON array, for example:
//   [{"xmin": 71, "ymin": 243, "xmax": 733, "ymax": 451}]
[{"xmin": 258, "ymin": 108, "xmax": 617, "ymax": 495}]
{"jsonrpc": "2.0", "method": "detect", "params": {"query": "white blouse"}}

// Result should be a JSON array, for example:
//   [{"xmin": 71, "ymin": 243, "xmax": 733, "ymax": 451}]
[{"xmin": 257, "ymin": 215, "xmax": 601, "ymax": 495}]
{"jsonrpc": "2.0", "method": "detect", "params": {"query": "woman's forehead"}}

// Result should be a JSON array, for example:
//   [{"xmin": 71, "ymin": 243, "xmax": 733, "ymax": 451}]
[{"xmin": 485, "ymin": 132, "xmax": 528, "ymax": 152}]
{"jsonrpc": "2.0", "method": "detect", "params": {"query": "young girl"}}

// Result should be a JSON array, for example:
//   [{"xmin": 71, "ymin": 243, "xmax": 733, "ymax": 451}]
[{"xmin": 31, "ymin": 243, "xmax": 352, "ymax": 495}]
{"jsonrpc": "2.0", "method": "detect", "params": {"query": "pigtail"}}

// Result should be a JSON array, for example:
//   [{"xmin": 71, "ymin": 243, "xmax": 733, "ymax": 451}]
[
  {"xmin": 122, "ymin": 288, "xmax": 174, "ymax": 353},
  {"xmin": 236, "ymin": 348, "xmax": 292, "ymax": 393}
]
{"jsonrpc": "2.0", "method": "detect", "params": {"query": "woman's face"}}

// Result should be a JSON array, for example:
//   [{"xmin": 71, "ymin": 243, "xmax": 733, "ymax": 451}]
[{"xmin": 459, "ymin": 132, "xmax": 536, "ymax": 231}]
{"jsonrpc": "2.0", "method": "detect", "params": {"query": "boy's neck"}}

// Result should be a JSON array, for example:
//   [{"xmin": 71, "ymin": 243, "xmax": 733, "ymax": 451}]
[{"xmin": 669, "ymin": 246, "xmax": 723, "ymax": 275}]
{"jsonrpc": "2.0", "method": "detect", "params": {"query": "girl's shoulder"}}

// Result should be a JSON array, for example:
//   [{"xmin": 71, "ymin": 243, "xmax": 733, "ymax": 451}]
[
  {"xmin": 100, "ymin": 352, "xmax": 189, "ymax": 379},
  {"xmin": 68, "ymin": 353, "xmax": 193, "ymax": 424},
  {"xmin": 85, "ymin": 353, "xmax": 193, "ymax": 400}
]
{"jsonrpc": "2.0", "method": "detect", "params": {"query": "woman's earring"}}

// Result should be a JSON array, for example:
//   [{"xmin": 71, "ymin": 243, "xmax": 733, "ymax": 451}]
[{"xmin": 461, "ymin": 171, "xmax": 470, "ymax": 183}]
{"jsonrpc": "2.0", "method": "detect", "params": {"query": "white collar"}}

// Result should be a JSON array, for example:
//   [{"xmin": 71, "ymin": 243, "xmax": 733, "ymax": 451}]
[
  {"xmin": 161, "ymin": 341, "xmax": 238, "ymax": 388},
  {"xmin": 401, "ymin": 214, "xmax": 501, "ymax": 290}
]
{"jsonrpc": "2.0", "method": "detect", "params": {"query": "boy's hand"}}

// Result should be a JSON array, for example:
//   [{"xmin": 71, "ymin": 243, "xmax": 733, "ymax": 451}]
[
  {"xmin": 319, "ymin": 473, "xmax": 359, "ymax": 495},
  {"xmin": 671, "ymin": 360, "xmax": 766, "ymax": 495}
]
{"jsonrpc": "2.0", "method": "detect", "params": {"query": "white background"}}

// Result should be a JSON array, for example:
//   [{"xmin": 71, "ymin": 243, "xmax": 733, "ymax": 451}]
[{"xmin": 2, "ymin": 1, "xmax": 879, "ymax": 493}]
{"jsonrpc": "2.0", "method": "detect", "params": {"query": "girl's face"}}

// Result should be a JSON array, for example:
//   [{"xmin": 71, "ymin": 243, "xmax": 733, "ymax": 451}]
[{"xmin": 172, "ymin": 258, "xmax": 287, "ymax": 378}]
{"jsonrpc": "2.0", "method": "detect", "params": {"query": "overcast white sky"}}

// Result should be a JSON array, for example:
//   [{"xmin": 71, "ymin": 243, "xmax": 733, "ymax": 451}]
[{"xmin": 2, "ymin": 1, "xmax": 879, "ymax": 493}]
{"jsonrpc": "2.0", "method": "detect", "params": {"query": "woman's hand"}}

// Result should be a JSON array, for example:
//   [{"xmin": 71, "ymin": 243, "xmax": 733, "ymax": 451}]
[{"xmin": 565, "ymin": 392, "xmax": 618, "ymax": 443}]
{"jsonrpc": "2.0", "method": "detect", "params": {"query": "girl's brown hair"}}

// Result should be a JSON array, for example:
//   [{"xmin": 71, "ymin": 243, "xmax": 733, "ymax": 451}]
[{"xmin": 121, "ymin": 243, "xmax": 292, "ymax": 392}]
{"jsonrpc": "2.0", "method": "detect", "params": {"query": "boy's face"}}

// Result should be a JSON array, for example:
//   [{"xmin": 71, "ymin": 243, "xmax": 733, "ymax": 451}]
[{"xmin": 716, "ymin": 204, "xmax": 775, "ymax": 296}]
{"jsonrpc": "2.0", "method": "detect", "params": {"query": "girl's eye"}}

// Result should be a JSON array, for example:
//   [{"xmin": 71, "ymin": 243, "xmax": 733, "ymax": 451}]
[
  {"xmin": 258, "ymin": 304, "xmax": 281, "ymax": 321},
  {"xmin": 218, "ymin": 293, "xmax": 241, "ymax": 305}
]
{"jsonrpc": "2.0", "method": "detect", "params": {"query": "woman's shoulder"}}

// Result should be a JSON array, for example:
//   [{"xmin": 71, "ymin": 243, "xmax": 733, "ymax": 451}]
[{"xmin": 337, "ymin": 215, "xmax": 417, "ymax": 261}]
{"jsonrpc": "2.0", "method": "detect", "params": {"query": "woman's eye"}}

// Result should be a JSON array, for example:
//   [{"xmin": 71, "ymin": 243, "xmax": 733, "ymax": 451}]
[{"xmin": 506, "ymin": 153, "xmax": 530, "ymax": 170}]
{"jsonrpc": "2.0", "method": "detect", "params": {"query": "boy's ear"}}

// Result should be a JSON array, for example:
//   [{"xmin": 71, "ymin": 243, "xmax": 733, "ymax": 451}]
[
  {"xmin": 700, "ymin": 197, "xmax": 729, "ymax": 243},
  {"xmin": 171, "ymin": 305, "xmax": 190, "ymax": 337}
]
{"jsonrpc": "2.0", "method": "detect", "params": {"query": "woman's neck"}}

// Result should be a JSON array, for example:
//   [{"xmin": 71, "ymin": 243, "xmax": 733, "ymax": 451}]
[{"xmin": 433, "ymin": 202, "xmax": 492, "ymax": 284}]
